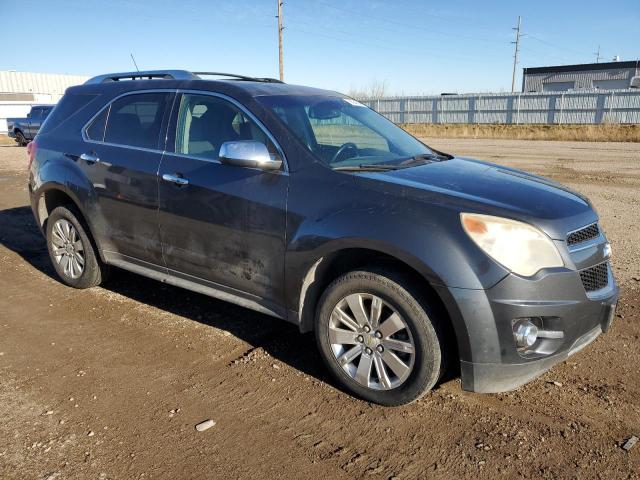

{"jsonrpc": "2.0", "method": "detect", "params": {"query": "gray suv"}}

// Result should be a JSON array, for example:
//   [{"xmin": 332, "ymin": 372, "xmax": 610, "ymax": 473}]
[{"xmin": 27, "ymin": 70, "xmax": 618, "ymax": 405}]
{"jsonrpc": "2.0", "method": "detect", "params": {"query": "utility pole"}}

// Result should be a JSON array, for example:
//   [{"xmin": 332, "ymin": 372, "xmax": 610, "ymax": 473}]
[
  {"xmin": 277, "ymin": 0, "xmax": 284, "ymax": 82},
  {"xmin": 511, "ymin": 16, "xmax": 522, "ymax": 93},
  {"xmin": 594, "ymin": 45, "xmax": 601, "ymax": 63}
]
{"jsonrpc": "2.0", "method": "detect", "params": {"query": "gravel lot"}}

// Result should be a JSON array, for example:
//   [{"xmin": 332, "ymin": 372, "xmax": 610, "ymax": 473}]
[{"xmin": 0, "ymin": 139, "xmax": 638, "ymax": 479}]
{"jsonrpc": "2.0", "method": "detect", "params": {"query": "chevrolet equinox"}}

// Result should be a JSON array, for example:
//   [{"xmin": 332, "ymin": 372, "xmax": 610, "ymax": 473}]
[{"xmin": 28, "ymin": 70, "xmax": 618, "ymax": 406}]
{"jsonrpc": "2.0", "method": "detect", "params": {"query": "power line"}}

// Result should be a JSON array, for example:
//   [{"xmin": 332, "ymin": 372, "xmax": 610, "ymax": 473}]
[
  {"xmin": 511, "ymin": 16, "xmax": 523, "ymax": 93},
  {"xmin": 526, "ymin": 33, "xmax": 590, "ymax": 58},
  {"xmin": 285, "ymin": 24, "xmax": 505, "ymax": 62},
  {"xmin": 310, "ymin": 0, "xmax": 507, "ymax": 45}
]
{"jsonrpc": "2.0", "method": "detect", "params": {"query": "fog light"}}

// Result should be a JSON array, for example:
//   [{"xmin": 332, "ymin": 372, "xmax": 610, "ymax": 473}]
[{"xmin": 513, "ymin": 319, "xmax": 539, "ymax": 348}]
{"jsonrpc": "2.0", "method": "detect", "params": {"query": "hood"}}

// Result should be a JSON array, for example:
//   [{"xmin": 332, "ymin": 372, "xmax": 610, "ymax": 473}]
[{"xmin": 355, "ymin": 157, "xmax": 597, "ymax": 240}]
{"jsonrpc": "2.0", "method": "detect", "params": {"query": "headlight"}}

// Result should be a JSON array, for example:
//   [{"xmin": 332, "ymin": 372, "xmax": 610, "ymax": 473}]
[{"xmin": 460, "ymin": 213, "xmax": 564, "ymax": 277}]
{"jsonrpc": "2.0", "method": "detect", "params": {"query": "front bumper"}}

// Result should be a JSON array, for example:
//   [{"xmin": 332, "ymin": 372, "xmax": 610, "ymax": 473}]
[{"xmin": 436, "ymin": 265, "xmax": 618, "ymax": 393}]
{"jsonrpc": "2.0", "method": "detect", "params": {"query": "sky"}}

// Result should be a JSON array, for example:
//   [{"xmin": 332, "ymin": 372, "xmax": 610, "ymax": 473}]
[{"xmin": 0, "ymin": 0, "xmax": 638, "ymax": 95}]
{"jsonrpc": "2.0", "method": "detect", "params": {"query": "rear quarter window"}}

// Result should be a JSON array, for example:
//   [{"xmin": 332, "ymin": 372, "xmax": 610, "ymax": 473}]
[{"xmin": 85, "ymin": 107, "xmax": 109, "ymax": 142}]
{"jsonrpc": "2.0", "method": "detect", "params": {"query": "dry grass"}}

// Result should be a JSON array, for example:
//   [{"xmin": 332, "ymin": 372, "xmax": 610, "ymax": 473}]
[
  {"xmin": 4, "ymin": 124, "xmax": 637, "ymax": 146},
  {"xmin": 0, "ymin": 135, "xmax": 16, "ymax": 146},
  {"xmin": 402, "ymin": 124, "xmax": 640, "ymax": 143}
]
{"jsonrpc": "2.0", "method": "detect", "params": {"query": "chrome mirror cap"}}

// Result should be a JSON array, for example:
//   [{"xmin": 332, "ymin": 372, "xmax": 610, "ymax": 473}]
[{"xmin": 219, "ymin": 140, "xmax": 282, "ymax": 170}]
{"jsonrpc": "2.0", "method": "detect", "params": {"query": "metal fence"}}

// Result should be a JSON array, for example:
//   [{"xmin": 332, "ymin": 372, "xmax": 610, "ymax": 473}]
[{"xmin": 358, "ymin": 90, "xmax": 640, "ymax": 125}]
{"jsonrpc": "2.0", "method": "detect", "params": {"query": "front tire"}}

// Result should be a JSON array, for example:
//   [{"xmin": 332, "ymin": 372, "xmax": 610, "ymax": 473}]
[
  {"xmin": 315, "ymin": 269, "xmax": 445, "ymax": 406},
  {"xmin": 15, "ymin": 131, "xmax": 27, "ymax": 146},
  {"xmin": 46, "ymin": 205, "xmax": 107, "ymax": 289}
]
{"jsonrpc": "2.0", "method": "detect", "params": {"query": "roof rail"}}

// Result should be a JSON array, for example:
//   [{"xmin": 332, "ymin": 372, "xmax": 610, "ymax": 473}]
[
  {"xmin": 84, "ymin": 70, "xmax": 199, "ymax": 84},
  {"xmin": 193, "ymin": 72, "xmax": 283, "ymax": 83},
  {"xmin": 84, "ymin": 70, "xmax": 283, "ymax": 85}
]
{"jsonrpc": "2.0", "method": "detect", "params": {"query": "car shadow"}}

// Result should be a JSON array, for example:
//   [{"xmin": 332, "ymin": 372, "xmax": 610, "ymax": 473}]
[
  {"xmin": 0, "ymin": 205, "xmax": 458, "ymax": 396},
  {"xmin": 0, "ymin": 205, "xmax": 330, "ymax": 384}
]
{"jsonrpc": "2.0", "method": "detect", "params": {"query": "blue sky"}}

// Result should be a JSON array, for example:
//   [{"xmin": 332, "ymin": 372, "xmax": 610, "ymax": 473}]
[{"xmin": 1, "ymin": 0, "xmax": 638, "ymax": 95}]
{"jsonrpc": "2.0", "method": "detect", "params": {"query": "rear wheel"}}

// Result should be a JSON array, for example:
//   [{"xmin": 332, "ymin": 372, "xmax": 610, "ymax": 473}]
[
  {"xmin": 46, "ymin": 205, "xmax": 107, "ymax": 289},
  {"xmin": 315, "ymin": 269, "xmax": 445, "ymax": 406}
]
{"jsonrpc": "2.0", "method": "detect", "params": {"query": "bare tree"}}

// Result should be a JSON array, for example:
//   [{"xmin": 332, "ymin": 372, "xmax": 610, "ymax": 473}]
[{"xmin": 347, "ymin": 79, "xmax": 390, "ymax": 99}]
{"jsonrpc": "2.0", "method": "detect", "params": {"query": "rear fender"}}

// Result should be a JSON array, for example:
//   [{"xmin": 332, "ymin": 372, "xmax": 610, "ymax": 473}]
[{"xmin": 31, "ymin": 153, "xmax": 105, "ymax": 258}]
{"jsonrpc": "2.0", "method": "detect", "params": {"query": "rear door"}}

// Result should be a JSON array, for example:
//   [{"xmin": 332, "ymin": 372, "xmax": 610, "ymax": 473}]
[
  {"xmin": 81, "ymin": 90, "xmax": 174, "ymax": 266},
  {"xmin": 157, "ymin": 91, "xmax": 288, "ymax": 308}
]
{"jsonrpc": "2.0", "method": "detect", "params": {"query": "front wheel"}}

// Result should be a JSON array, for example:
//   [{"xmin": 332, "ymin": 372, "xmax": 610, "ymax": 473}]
[
  {"xmin": 315, "ymin": 269, "xmax": 445, "ymax": 406},
  {"xmin": 15, "ymin": 131, "xmax": 28, "ymax": 146}
]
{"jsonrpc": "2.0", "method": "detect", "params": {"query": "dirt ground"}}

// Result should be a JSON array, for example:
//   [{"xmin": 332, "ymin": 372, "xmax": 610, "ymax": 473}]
[{"xmin": 0, "ymin": 139, "xmax": 638, "ymax": 480}]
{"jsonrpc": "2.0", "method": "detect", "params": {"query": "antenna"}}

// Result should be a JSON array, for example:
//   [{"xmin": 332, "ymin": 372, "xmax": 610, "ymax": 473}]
[
  {"xmin": 130, "ymin": 53, "xmax": 140, "ymax": 72},
  {"xmin": 594, "ymin": 45, "xmax": 601, "ymax": 63}
]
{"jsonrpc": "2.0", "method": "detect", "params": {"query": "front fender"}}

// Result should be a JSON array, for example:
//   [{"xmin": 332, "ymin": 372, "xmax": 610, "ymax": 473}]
[{"xmin": 285, "ymin": 197, "xmax": 509, "ymax": 307}]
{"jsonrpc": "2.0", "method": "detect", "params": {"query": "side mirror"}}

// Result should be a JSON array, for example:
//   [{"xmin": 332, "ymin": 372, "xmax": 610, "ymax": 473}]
[{"xmin": 219, "ymin": 140, "xmax": 282, "ymax": 171}]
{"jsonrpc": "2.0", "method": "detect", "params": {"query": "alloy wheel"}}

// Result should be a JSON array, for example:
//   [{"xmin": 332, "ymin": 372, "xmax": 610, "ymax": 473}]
[
  {"xmin": 51, "ymin": 219, "xmax": 85, "ymax": 279},
  {"xmin": 328, "ymin": 293, "xmax": 415, "ymax": 390}
]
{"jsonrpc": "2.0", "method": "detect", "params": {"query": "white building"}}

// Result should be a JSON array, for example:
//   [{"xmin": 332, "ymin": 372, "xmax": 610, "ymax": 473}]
[{"xmin": 0, "ymin": 71, "xmax": 88, "ymax": 133}]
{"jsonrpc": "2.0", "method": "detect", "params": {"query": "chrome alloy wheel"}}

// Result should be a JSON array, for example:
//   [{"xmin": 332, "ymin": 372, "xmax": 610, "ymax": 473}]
[
  {"xmin": 51, "ymin": 219, "xmax": 85, "ymax": 279},
  {"xmin": 328, "ymin": 293, "xmax": 415, "ymax": 390}
]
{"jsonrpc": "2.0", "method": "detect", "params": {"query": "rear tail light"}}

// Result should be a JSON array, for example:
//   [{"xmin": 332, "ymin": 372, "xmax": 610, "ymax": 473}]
[{"xmin": 27, "ymin": 140, "xmax": 37, "ymax": 169}]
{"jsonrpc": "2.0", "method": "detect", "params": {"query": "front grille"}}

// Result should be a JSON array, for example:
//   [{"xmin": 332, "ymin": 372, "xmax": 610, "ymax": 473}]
[
  {"xmin": 567, "ymin": 223, "xmax": 600, "ymax": 246},
  {"xmin": 579, "ymin": 262, "xmax": 609, "ymax": 292}
]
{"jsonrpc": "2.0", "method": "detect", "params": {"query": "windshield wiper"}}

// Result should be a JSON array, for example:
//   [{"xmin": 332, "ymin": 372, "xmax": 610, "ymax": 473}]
[
  {"xmin": 333, "ymin": 164, "xmax": 401, "ymax": 172},
  {"xmin": 398, "ymin": 153, "xmax": 443, "ymax": 166}
]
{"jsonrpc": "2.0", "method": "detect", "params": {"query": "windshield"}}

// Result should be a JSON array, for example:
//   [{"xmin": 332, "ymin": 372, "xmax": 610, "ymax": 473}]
[{"xmin": 257, "ymin": 95, "xmax": 438, "ymax": 169}]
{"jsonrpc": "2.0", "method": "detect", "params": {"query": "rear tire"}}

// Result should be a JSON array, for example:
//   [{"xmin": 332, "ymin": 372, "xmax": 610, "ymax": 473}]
[
  {"xmin": 46, "ymin": 205, "xmax": 108, "ymax": 289},
  {"xmin": 315, "ymin": 269, "xmax": 445, "ymax": 406}
]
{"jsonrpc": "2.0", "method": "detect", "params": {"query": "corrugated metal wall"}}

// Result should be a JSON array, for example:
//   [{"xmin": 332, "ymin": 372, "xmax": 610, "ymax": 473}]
[
  {"xmin": 0, "ymin": 72, "xmax": 88, "ymax": 134},
  {"xmin": 0, "ymin": 71, "xmax": 88, "ymax": 95},
  {"xmin": 359, "ymin": 90, "xmax": 640, "ymax": 125},
  {"xmin": 523, "ymin": 66, "xmax": 638, "ymax": 92}
]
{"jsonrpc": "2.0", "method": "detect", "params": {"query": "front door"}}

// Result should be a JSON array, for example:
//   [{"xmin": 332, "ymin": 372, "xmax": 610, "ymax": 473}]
[
  {"xmin": 28, "ymin": 107, "xmax": 43, "ymax": 137},
  {"xmin": 81, "ymin": 91, "xmax": 174, "ymax": 266},
  {"xmin": 158, "ymin": 92, "xmax": 288, "ymax": 307}
]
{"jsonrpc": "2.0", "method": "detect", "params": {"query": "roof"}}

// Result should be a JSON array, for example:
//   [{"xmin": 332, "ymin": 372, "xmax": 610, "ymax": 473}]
[{"xmin": 523, "ymin": 60, "xmax": 640, "ymax": 75}]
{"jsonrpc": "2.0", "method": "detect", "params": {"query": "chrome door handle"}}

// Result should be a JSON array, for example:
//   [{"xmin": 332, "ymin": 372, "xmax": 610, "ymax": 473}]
[
  {"xmin": 162, "ymin": 173, "xmax": 189, "ymax": 186},
  {"xmin": 80, "ymin": 152, "xmax": 100, "ymax": 163}
]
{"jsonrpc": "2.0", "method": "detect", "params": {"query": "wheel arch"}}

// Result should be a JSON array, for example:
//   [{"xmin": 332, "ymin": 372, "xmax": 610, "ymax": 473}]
[
  {"xmin": 295, "ymin": 245, "xmax": 466, "ymax": 365},
  {"xmin": 35, "ymin": 183, "xmax": 105, "ymax": 262}
]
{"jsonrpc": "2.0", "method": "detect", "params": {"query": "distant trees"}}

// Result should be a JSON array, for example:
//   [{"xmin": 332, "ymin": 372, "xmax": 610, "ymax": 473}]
[{"xmin": 347, "ymin": 79, "xmax": 389, "ymax": 99}]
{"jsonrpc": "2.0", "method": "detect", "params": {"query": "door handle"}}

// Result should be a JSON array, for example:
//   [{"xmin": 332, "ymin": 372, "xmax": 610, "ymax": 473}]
[
  {"xmin": 80, "ymin": 152, "xmax": 100, "ymax": 163},
  {"xmin": 162, "ymin": 173, "xmax": 189, "ymax": 186}
]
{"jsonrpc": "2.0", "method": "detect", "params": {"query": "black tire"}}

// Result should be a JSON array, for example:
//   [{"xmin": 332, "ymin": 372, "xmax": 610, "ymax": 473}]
[
  {"xmin": 315, "ymin": 269, "xmax": 446, "ymax": 406},
  {"xmin": 46, "ymin": 205, "xmax": 108, "ymax": 289},
  {"xmin": 15, "ymin": 131, "xmax": 27, "ymax": 146}
]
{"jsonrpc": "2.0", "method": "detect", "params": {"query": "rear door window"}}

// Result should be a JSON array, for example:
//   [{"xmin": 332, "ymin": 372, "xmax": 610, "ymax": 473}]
[{"xmin": 104, "ymin": 92, "xmax": 169, "ymax": 149}]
